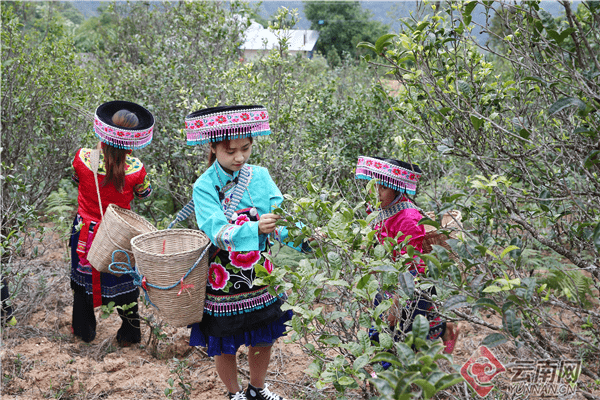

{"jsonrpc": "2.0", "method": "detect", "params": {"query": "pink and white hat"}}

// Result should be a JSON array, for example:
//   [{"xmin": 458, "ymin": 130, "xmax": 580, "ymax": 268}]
[
  {"xmin": 185, "ymin": 105, "xmax": 271, "ymax": 146},
  {"xmin": 355, "ymin": 156, "xmax": 422, "ymax": 195},
  {"xmin": 94, "ymin": 100, "xmax": 154, "ymax": 150}
]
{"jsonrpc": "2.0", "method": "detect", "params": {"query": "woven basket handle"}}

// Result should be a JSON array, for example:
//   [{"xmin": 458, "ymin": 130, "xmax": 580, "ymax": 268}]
[{"xmin": 90, "ymin": 149, "xmax": 104, "ymax": 221}]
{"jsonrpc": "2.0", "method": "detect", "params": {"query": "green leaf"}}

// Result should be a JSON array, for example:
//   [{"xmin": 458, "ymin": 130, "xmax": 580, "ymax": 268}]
[
  {"xmin": 412, "ymin": 379, "xmax": 436, "ymax": 399},
  {"xmin": 357, "ymin": 273, "xmax": 372, "ymax": 290},
  {"xmin": 474, "ymin": 298, "xmax": 502, "ymax": 313},
  {"xmin": 443, "ymin": 295, "xmax": 469, "ymax": 311},
  {"xmin": 470, "ymin": 115, "xmax": 484, "ymax": 130},
  {"xmin": 374, "ymin": 33, "xmax": 397, "ymax": 54},
  {"xmin": 374, "ymin": 300, "xmax": 392, "ymax": 320},
  {"xmin": 412, "ymin": 315, "xmax": 429, "ymax": 341},
  {"xmin": 482, "ymin": 333, "xmax": 508, "ymax": 347},
  {"xmin": 558, "ymin": 27, "xmax": 576, "ymax": 44},
  {"xmin": 379, "ymin": 332, "xmax": 394, "ymax": 349},
  {"xmin": 320, "ymin": 335, "xmax": 341, "ymax": 345},
  {"xmin": 574, "ymin": 126, "xmax": 594, "ymax": 135},
  {"xmin": 463, "ymin": 1, "xmax": 477, "ymax": 17},
  {"xmin": 503, "ymin": 309, "xmax": 522, "ymax": 338},
  {"xmin": 482, "ymin": 285, "xmax": 502, "ymax": 293},
  {"xmin": 371, "ymin": 352, "xmax": 402, "ymax": 368},
  {"xmin": 356, "ymin": 41, "xmax": 377, "ymax": 53},
  {"xmin": 458, "ymin": 80, "xmax": 471, "ymax": 94},
  {"xmin": 326, "ymin": 279, "xmax": 349, "ymax": 288},
  {"xmin": 418, "ymin": 217, "xmax": 439, "ymax": 230},
  {"xmin": 500, "ymin": 245, "xmax": 520, "ymax": 259},
  {"xmin": 358, "ymin": 330, "xmax": 371, "ymax": 350},
  {"xmin": 469, "ymin": 274, "xmax": 486, "ymax": 291},
  {"xmin": 353, "ymin": 354, "xmax": 370, "ymax": 370},
  {"xmin": 370, "ymin": 264, "xmax": 397, "ymax": 273},
  {"xmin": 337, "ymin": 376, "xmax": 355, "ymax": 386},
  {"xmin": 436, "ymin": 375, "xmax": 465, "ymax": 391},
  {"xmin": 548, "ymin": 97, "xmax": 587, "ymax": 115},
  {"xmin": 398, "ymin": 271, "xmax": 415, "ymax": 298},
  {"xmin": 416, "ymin": 21, "xmax": 430, "ymax": 32}
]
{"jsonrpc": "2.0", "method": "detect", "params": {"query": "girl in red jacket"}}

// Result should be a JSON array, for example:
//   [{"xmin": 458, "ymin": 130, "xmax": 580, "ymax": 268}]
[{"xmin": 70, "ymin": 101, "xmax": 154, "ymax": 345}]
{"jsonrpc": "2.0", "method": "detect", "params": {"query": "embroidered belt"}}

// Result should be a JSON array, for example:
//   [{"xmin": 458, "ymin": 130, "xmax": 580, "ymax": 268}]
[{"xmin": 204, "ymin": 287, "xmax": 281, "ymax": 317}]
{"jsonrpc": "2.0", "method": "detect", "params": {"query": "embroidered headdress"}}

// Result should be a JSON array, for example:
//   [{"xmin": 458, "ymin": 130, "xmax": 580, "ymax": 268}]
[
  {"xmin": 355, "ymin": 156, "xmax": 422, "ymax": 195},
  {"xmin": 185, "ymin": 105, "xmax": 271, "ymax": 146},
  {"xmin": 94, "ymin": 100, "xmax": 154, "ymax": 149}
]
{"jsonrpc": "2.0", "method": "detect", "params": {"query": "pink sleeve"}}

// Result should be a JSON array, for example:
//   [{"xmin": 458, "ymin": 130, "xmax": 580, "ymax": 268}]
[{"xmin": 380, "ymin": 208, "xmax": 425, "ymax": 253}]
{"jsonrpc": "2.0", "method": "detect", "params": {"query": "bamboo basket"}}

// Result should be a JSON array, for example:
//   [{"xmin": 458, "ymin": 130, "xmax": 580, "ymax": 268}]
[
  {"xmin": 131, "ymin": 229, "xmax": 210, "ymax": 327},
  {"xmin": 421, "ymin": 210, "xmax": 462, "ymax": 254},
  {"xmin": 88, "ymin": 204, "xmax": 157, "ymax": 274}
]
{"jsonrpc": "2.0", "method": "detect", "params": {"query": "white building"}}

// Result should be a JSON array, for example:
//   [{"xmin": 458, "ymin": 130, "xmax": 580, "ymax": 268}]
[{"xmin": 241, "ymin": 20, "xmax": 319, "ymax": 61}]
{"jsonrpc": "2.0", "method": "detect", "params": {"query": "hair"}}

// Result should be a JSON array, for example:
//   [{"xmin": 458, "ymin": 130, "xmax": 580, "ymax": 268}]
[
  {"xmin": 206, "ymin": 136, "xmax": 253, "ymax": 167},
  {"xmin": 111, "ymin": 109, "xmax": 139, "ymax": 128},
  {"xmin": 101, "ymin": 109, "xmax": 139, "ymax": 192}
]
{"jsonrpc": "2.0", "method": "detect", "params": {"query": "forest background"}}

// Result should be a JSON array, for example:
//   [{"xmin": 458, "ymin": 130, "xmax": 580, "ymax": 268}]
[{"xmin": 1, "ymin": 1, "xmax": 600, "ymax": 399}]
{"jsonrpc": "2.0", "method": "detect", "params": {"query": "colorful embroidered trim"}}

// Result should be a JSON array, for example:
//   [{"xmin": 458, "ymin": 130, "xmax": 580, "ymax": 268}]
[
  {"xmin": 355, "ymin": 156, "xmax": 421, "ymax": 195},
  {"xmin": 185, "ymin": 107, "xmax": 271, "ymax": 145},
  {"xmin": 223, "ymin": 165, "xmax": 252, "ymax": 220},
  {"xmin": 134, "ymin": 177, "xmax": 152, "ymax": 198},
  {"xmin": 168, "ymin": 200, "xmax": 195, "ymax": 229},
  {"xmin": 215, "ymin": 225, "xmax": 236, "ymax": 251},
  {"xmin": 203, "ymin": 287, "xmax": 282, "ymax": 316},
  {"xmin": 94, "ymin": 116, "xmax": 153, "ymax": 150},
  {"xmin": 370, "ymin": 201, "xmax": 423, "ymax": 227},
  {"xmin": 214, "ymin": 165, "xmax": 254, "ymax": 251},
  {"xmin": 79, "ymin": 149, "xmax": 145, "ymax": 175}
]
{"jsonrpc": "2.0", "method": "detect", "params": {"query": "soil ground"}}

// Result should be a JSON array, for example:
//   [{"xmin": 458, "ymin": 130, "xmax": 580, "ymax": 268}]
[{"xmin": 1, "ymin": 223, "xmax": 598, "ymax": 399}]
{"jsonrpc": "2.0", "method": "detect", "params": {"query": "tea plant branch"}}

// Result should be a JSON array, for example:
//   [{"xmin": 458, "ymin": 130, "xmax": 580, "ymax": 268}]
[
  {"xmin": 581, "ymin": 389, "xmax": 600, "ymax": 400},
  {"xmin": 547, "ymin": 298, "xmax": 600, "ymax": 319}
]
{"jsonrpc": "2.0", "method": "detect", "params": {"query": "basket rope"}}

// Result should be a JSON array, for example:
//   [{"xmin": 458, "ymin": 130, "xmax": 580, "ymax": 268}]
[
  {"xmin": 108, "ymin": 243, "xmax": 210, "ymax": 310},
  {"xmin": 91, "ymin": 151, "xmax": 134, "ymax": 258},
  {"xmin": 90, "ymin": 149, "xmax": 105, "ymax": 222}
]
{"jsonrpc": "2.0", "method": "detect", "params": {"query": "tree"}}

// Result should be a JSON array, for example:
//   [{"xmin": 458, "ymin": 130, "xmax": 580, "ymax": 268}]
[
  {"xmin": 359, "ymin": 0, "xmax": 600, "ymax": 390},
  {"xmin": 304, "ymin": 1, "xmax": 389, "ymax": 66},
  {"xmin": 1, "ymin": 3, "xmax": 99, "ymax": 259}
]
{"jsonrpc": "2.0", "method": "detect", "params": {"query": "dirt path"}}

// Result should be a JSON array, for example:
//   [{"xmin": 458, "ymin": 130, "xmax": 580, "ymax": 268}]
[{"xmin": 1, "ymin": 224, "xmax": 597, "ymax": 399}]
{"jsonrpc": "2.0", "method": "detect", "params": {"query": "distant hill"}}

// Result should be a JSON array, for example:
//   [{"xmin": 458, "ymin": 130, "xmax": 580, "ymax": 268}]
[
  {"xmin": 67, "ymin": 1, "xmax": 107, "ymax": 18},
  {"xmin": 251, "ymin": 1, "xmax": 578, "ymax": 45},
  {"xmin": 251, "ymin": 1, "xmax": 575, "ymax": 27},
  {"xmin": 68, "ymin": 0, "xmax": 580, "ymax": 45}
]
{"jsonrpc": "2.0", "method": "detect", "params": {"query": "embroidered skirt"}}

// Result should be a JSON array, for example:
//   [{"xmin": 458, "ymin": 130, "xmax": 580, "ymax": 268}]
[
  {"xmin": 69, "ymin": 215, "xmax": 139, "ymax": 305},
  {"xmin": 189, "ymin": 305, "xmax": 293, "ymax": 356},
  {"xmin": 189, "ymin": 243, "xmax": 293, "ymax": 356}
]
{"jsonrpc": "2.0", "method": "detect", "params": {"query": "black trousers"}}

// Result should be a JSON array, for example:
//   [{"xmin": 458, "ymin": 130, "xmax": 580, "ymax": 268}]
[
  {"xmin": 1, "ymin": 274, "xmax": 13, "ymax": 320},
  {"xmin": 72, "ymin": 290, "xmax": 141, "ymax": 344}
]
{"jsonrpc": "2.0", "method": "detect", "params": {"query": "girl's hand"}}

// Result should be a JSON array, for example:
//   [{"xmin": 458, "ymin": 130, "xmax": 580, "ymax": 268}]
[{"xmin": 258, "ymin": 213, "xmax": 280, "ymax": 235}]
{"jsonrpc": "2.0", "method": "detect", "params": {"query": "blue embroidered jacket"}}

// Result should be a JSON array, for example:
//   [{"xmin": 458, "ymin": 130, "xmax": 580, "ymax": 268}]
[{"xmin": 193, "ymin": 162, "xmax": 299, "ymax": 252}]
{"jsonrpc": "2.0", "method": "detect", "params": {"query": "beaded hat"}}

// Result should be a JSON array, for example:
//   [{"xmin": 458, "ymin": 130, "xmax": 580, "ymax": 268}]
[
  {"xmin": 94, "ymin": 100, "xmax": 154, "ymax": 149},
  {"xmin": 355, "ymin": 156, "xmax": 422, "ymax": 195},
  {"xmin": 185, "ymin": 105, "xmax": 271, "ymax": 146}
]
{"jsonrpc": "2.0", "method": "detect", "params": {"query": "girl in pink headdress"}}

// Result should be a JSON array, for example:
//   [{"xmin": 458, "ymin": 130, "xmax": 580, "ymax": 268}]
[
  {"xmin": 355, "ymin": 156, "xmax": 460, "ymax": 359},
  {"xmin": 184, "ymin": 105, "xmax": 309, "ymax": 400}
]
